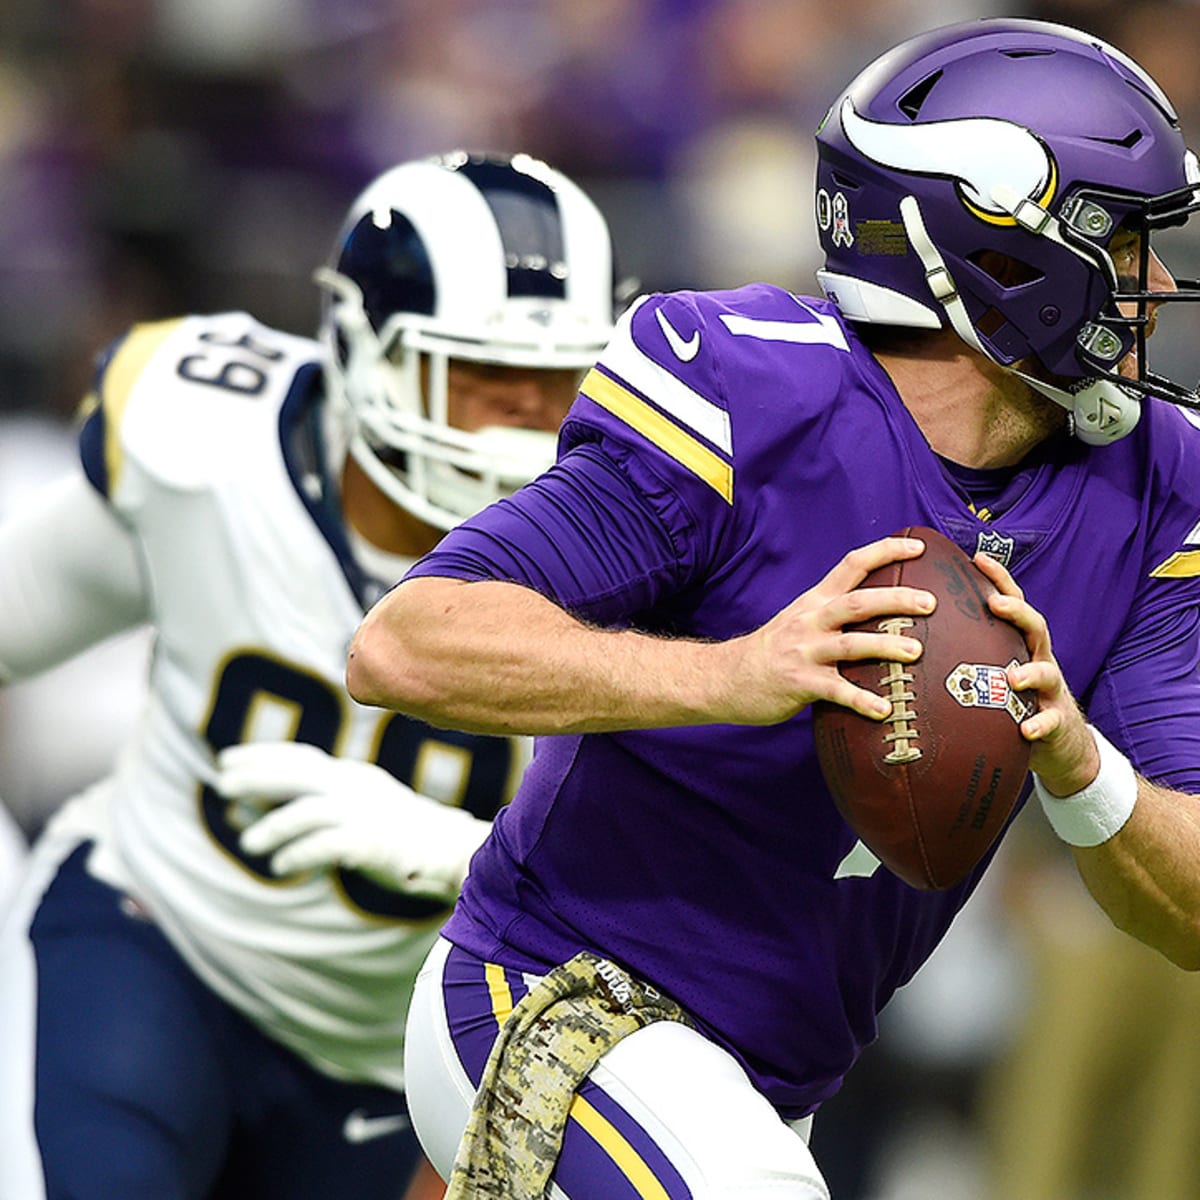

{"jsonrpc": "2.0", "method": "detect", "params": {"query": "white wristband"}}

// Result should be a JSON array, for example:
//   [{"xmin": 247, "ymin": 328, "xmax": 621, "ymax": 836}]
[{"xmin": 1033, "ymin": 725, "xmax": 1138, "ymax": 847}]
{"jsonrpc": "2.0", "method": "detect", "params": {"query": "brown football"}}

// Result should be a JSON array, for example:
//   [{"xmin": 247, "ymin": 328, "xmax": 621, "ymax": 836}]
[{"xmin": 812, "ymin": 525, "xmax": 1035, "ymax": 890}]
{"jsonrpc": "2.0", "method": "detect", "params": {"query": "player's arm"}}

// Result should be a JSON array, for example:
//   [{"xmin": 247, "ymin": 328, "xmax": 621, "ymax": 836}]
[
  {"xmin": 1070, "ymin": 778, "xmax": 1200, "ymax": 969},
  {"xmin": 348, "ymin": 536, "xmax": 934, "ymax": 735},
  {"xmin": 0, "ymin": 471, "xmax": 150, "ymax": 683},
  {"xmin": 976, "ymin": 552, "xmax": 1200, "ymax": 970}
]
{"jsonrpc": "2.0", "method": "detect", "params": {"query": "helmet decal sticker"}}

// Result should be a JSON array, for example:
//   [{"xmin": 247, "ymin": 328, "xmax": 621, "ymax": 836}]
[
  {"xmin": 455, "ymin": 154, "xmax": 568, "ymax": 300},
  {"xmin": 816, "ymin": 188, "xmax": 832, "ymax": 232},
  {"xmin": 839, "ymin": 98, "xmax": 1056, "ymax": 221},
  {"xmin": 832, "ymin": 192, "xmax": 854, "ymax": 248}
]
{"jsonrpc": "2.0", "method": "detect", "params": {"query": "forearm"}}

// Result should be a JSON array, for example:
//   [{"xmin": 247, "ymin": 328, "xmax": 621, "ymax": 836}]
[
  {"xmin": 982, "ymin": 554, "xmax": 1200, "ymax": 969},
  {"xmin": 347, "ymin": 576, "xmax": 736, "ymax": 735},
  {"xmin": 0, "ymin": 473, "xmax": 149, "ymax": 681},
  {"xmin": 349, "ymin": 539, "xmax": 938, "ymax": 734},
  {"xmin": 1071, "ymin": 778, "xmax": 1200, "ymax": 969}
]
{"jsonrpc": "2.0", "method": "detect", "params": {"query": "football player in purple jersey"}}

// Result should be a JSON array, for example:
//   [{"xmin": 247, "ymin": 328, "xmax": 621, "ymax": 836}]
[{"xmin": 350, "ymin": 20, "xmax": 1200, "ymax": 1200}]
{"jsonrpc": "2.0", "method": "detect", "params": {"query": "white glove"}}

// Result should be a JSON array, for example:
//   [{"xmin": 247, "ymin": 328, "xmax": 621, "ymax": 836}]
[{"xmin": 215, "ymin": 741, "xmax": 491, "ymax": 899}]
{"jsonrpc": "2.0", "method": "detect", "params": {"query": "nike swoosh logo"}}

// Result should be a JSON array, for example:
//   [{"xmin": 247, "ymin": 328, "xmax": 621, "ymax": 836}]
[
  {"xmin": 655, "ymin": 307, "xmax": 701, "ymax": 362},
  {"xmin": 343, "ymin": 1109, "xmax": 411, "ymax": 1143}
]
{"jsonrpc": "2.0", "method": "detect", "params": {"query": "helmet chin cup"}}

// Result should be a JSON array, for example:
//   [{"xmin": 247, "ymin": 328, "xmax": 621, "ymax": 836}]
[
  {"xmin": 1020, "ymin": 371, "xmax": 1142, "ymax": 445},
  {"xmin": 1068, "ymin": 379, "xmax": 1142, "ymax": 445}
]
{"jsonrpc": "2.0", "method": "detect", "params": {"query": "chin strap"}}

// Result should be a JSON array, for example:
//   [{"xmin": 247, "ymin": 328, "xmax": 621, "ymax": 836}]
[{"xmin": 898, "ymin": 195, "xmax": 1140, "ymax": 445}]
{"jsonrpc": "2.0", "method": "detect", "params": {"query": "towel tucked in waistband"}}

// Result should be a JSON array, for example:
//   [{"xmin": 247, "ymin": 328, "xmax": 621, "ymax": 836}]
[{"xmin": 446, "ymin": 951, "xmax": 693, "ymax": 1200}]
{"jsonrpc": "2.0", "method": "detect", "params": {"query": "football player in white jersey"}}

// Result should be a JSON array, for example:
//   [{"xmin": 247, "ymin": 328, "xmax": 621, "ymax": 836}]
[{"xmin": 0, "ymin": 150, "xmax": 618, "ymax": 1200}]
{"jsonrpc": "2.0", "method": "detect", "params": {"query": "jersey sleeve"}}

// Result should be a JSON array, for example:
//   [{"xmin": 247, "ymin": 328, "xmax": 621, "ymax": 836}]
[
  {"xmin": 79, "ymin": 319, "xmax": 185, "ymax": 502},
  {"xmin": 572, "ymin": 293, "xmax": 735, "ymax": 513},
  {"xmin": 1086, "ymin": 601, "xmax": 1200, "ymax": 791},
  {"xmin": 0, "ymin": 472, "xmax": 149, "ymax": 681},
  {"xmin": 404, "ymin": 441, "xmax": 687, "ymax": 626}
]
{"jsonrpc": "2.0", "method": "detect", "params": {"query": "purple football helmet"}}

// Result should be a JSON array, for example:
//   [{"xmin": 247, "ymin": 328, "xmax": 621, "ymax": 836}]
[{"xmin": 815, "ymin": 17, "xmax": 1200, "ymax": 443}]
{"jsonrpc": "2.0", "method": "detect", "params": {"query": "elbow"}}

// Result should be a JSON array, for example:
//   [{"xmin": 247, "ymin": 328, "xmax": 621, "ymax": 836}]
[
  {"xmin": 346, "ymin": 602, "xmax": 448, "ymax": 719},
  {"xmin": 1106, "ymin": 909, "xmax": 1200, "ymax": 972},
  {"xmin": 345, "ymin": 619, "xmax": 392, "ymax": 709},
  {"xmin": 347, "ymin": 575, "xmax": 487, "ymax": 724},
  {"xmin": 346, "ymin": 614, "xmax": 423, "ymax": 712},
  {"xmin": 1156, "ymin": 940, "xmax": 1200, "ymax": 973},
  {"xmin": 1163, "ymin": 921, "xmax": 1200, "ymax": 972}
]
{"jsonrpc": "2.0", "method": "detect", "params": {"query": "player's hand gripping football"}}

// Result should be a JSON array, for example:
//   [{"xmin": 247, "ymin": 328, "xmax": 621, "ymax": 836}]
[
  {"xmin": 972, "ymin": 552, "xmax": 1101, "ymax": 796},
  {"xmin": 724, "ymin": 535, "xmax": 933, "ymax": 725},
  {"xmin": 215, "ymin": 742, "xmax": 491, "ymax": 898}
]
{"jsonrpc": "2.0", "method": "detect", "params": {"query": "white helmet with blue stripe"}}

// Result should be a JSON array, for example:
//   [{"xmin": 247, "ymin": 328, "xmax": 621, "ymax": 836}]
[{"xmin": 317, "ymin": 150, "xmax": 618, "ymax": 529}]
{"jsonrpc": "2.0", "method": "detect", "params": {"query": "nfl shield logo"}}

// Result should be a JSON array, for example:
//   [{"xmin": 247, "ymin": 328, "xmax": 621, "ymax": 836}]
[
  {"xmin": 976, "ymin": 530, "xmax": 1014, "ymax": 566},
  {"xmin": 832, "ymin": 192, "xmax": 854, "ymax": 248}
]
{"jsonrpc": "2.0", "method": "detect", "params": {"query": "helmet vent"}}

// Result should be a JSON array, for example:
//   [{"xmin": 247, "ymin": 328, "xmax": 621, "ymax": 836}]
[
  {"xmin": 1001, "ymin": 48, "xmax": 1055, "ymax": 59},
  {"xmin": 968, "ymin": 250, "xmax": 1043, "ymax": 288},
  {"xmin": 897, "ymin": 71, "xmax": 943, "ymax": 120},
  {"xmin": 977, "ymin": 307, "xmax": 1007, "ymax": 337},
  {"xmin": 1088, "ymin": 128, "xmax": 1144, "ymax": 149}
]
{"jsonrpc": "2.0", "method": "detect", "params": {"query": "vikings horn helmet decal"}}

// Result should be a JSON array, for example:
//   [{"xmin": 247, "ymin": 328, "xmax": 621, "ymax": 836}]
[
  {"xmin": 838, "ymin": 99, "xmax": 1056, "ymax": 223},
  {"xmin": 815, "ymin": 18, "xmax": 1200, "ymax": 444}
]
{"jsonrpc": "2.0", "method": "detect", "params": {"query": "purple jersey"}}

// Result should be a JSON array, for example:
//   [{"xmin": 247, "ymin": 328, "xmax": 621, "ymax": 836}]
[{"xmin": 407, "ymin": 284, "xmax": 1200, "ymax": 1116}]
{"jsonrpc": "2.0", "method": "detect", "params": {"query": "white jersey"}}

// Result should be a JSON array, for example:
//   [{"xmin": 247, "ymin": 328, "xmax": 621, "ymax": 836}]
[{"xmin": 64, "ymin": 311, "xmax": 524, "ymax": 1088}]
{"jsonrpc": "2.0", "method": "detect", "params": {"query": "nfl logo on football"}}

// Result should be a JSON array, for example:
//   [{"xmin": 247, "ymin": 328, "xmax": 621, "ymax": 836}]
[{"xmin": 978, "ymin": 665, "xmax": 1010, "ymax": 707}]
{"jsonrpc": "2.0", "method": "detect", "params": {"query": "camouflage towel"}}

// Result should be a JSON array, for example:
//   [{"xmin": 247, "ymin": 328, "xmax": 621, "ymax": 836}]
[{"xmin": 445, "ymin": 951, "xmax": 693, "ymax": 1200}]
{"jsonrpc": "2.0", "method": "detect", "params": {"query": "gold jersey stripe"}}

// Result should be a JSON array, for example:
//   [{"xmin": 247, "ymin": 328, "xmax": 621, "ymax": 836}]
[
  {"xmin": 485, "ymin": 962, "xmax": 515, "ymax": 1027},
  {"xmin": 1150, "ymin": 549, "xmax": 1200, "ymax": 578},
  {"xmin": 580, "ymin": 368, "xmax": 733, "ymax": 503},
  {"xmin": 100, "ymin": 318, "xmax": 183, "ymax": 493},
  {"xmin": 567, "ymin": 1093, "xmax": 672, "ymax": 1200}
]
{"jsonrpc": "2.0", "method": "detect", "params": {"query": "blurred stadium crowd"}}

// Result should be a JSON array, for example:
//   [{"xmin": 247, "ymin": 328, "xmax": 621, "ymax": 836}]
[
  {"xmin": 4, "ymin": 0, "xmax": 1200, "ymax": 417},
  {"xmin": 4, "ymin": 2, "xmax": 1200, "ymax": 1199}
]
